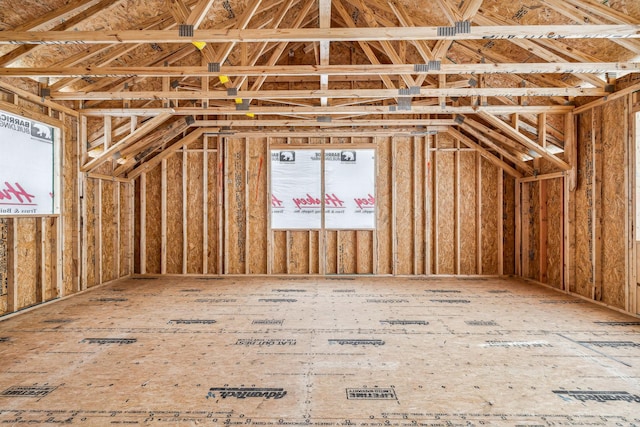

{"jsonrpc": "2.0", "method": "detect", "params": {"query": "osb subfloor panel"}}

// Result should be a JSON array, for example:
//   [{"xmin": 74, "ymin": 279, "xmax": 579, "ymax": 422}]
[{"xmin": 1, "ymin": 276, "xmax": 640, "ymax": 426}]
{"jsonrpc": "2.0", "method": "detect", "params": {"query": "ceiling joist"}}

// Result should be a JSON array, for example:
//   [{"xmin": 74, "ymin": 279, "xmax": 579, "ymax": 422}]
[{"xmin": 1, "ymin": 25, "xmax": 639, "ymax": 45}]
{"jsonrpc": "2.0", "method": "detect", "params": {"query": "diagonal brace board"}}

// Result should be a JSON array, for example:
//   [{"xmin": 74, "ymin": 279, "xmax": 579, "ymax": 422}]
[
  {"xmin": 477, "ymin": 111, "xmax": 570, "ymax": 171},
  {"xmin": 127, "ymin": 127, "xmax": 217, "ymax": 179},
  {"xmin": 81, "ymin": 113, "xmax": 173, "ymax": 172},
  {"xmin": 448, "ymin": 128, "xmax": 523, "ymax": 178}
]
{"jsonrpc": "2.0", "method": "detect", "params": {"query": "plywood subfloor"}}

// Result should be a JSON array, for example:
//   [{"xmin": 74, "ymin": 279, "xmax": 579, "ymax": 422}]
[{"xmin": 0, "ymin": 276, "xmax": 639, "ymax": 426}]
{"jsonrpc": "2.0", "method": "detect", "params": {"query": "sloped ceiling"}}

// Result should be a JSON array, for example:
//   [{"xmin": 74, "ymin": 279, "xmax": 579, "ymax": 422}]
[{"xmin": 0, "ymin": 0, "xmax": 639, "ymax": 178}]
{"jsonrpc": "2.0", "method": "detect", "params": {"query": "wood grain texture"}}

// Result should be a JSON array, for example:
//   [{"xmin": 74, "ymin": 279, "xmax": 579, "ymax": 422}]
[
  {"xmin": 547, "ymin": 178, "xmax": 563, "ymax": 289},
  {"xmin": 187, "ymin": 151, "xmax": 204, "ymax": 274},
  {"xmin": 248, "ymin": 138, "xmax": 268, "ymax": 274},
  {"xmin": 85, "ymin": 178, "xmax": 97, "ymax": 286},
  {"xmin": 375, "ymin": 137, "xmax": 393, "ymax": 275},
  {"xmin": 16, "ymin": 218, "xmax": 37, "ymax": 309},
  {"xmin": 460, "ymin": 151, "xmax": 478, "ymax": 275},
  {"xmin": 481, "ymin": 158, "xmax": 499, "ymax": 275},
  {"xmin": 574, "ymin": 111, "xmax": 593, "ymax": 298},
  {"xmin": 101, "ymin": 180, "xmax": 116, "ymax": 282},
  {"xmin": 503, "ymin": 175, "xmax": 516, "ymax": 276},
  {"xmin": 394, "ymin": 136, "xmax": 414, "ymax": 275},
  {"xmin": 437, "ymin": 151, "xmax": 455, "ymax": 275},
  {"xmin": 601, "ymin": 98, "xmax": 627, "ymax": 309},
  {"xmin": 145, "ymin": 166, "xmax": 162, "ymax": 274}
]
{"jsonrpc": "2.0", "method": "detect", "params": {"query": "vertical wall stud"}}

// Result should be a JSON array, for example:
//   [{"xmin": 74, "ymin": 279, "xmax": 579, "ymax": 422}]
[
  {"xmin": 498, "ymin": 167, "xmax": 504, "ymax": 276},
  {"xmin": 203, "ymin": 136, "xmax": 209, "ymax": 274},
  {"xmin": 161, "ymin": 159, "xmax": 167, "ymax": 275},
  {"xmin": 140, "ymin": 172, "xmax": 147, "ymax": 275},
  {"xmin": 7, "ymin": 219, "xmax": 18, "ymax": 312}
]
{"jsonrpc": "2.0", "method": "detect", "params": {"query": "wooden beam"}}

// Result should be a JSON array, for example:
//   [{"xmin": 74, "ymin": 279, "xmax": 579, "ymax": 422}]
[
  {"xmin": 247, "ymin": 0, "xmax": 316, "ymax": 93},
  {"xmin": 4, "ymin": 25, "xmax": 637, "ymax": 44},
  {"xmin": 477, "ymin": 111, "xmax": 571, "ymax": 171},
  {"xmin": 9, "ymin": 62, "xmax": 639, "ymax": 79},
  {"xmin": 11, "ymin": 0, "xmax": 105, "ymax": 32},
  {"xmin": 540, "ymin": 0, "xmax": 640, "ymax": 55},
  {"xmin": 0, "ymin": 0, "xmax": 120, "ymax": 67},
  {"xmin": 436, "ymin": 0, "xmax": 461, "ymax": 24},
  {"xmin": 187, "ymin": 0, "xmax": 215, "ymax": 27},
  {"xmin": 448, "ymin": 128, "xmax": 523, "ymax": 178},
  {"xmin": 473, "ymin": 13, "xmax": 607, "ymax": 88},
  {"xmin": 353, "ymin": 0, "xmax": 416, "ymax": 88},
  {"xmin": 58, "ymin": 87, "xmax": 605, "ymax": 103},
  {"xmin": 0, "ymin": 81, "xmax": 78, "ymax": 117},
  {"xmin": 333, "ymin": 0, "xmax": 397, "ymax": 90},
  {"xmin": 388, "ymin": 1, "xmax": 434, "ymax": 62},
  {"xmin": 128, "ymin": 128, "xmax": 212, "ymax": 179},
  {"xmin": 81, "ymin": 113, "xmax": 174, "ymax": 172},
  {"xmin": 80, "ymin": 105, "xmax": 574, "ymax": 120},
  {"xmin": 458, "ymin": 122, "xmax": 534, "ymax": 175},
  {"xmin": 319, "ymin": 0, "xmax": 331, "ymax": 107}
]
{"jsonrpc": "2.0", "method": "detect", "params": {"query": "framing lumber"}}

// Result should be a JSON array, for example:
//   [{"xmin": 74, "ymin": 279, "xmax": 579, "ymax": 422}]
[
  {"xmin": 6, "ymin": 219, "xmax": 18, "ymax": 312},
  {"xmin": 187, "ymin": 0, "xmax": 215, "ymax": 26},
  {"xmin": 458, "ymin": 122, "xmax": 534, "ymax": 175},
  {"xmin": 333, "ymin": 0, "xmax": 396, "ymax": 90},
  {"xmin": 473, "ymin": 13, "xmax": 607, "ymax": 88},
  {"xmin": 9, "ymin": 62, "xmax": 639, "ymax": 79},
  {"xmin": 3, "ymin": 25, "xmax": 636, "ymax": 44},
  {"xmin": 448, "ymin": 128, "xmax": 523, "ymax": 178},
  {"xmin": 128, "ymin": 128, "xmax": 214, "ymax": 179},
  {"xmin": 0, "ymin": 0, "xmax": 120, "ymax": 67},
  {"xmin": 78, "ymin": 104, "xmax": 574, "ymax": 116},
  {"xmin": 81, "ymin": 113, "xmax": 173, "ymax": 172},
  {"xmin": 477, "ymin": 112, "xmax": 571, "ymax": 171},
  {"xmin": 53, "ymin": 87, "xmax": 606, "ymax": 101},
  {"xmin": 541, "ymin": 0, "xmax": 640, "ymax": 55}
]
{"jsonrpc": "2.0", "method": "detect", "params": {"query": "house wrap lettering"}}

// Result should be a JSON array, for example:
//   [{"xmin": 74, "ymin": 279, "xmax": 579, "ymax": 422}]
[
  {"xmin": 0, "ymin": 182, "xmax": 36, "ymax": 205},
  {"xmin": 292, "ymin": 194, "xmax": 321, "ymax": 209},
  {"xmin": 325, "ymin": 193, "xmax": 344, "ymax": 207},
  {"xmin": 354, "ymin": 193, "xmax": 375, "ymax": 209}
]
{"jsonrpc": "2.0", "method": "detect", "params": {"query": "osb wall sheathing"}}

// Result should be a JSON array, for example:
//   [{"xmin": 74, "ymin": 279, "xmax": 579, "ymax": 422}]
[
  {"xmin": 547, "ymin": 178, "xmax": 564, "ymax": 289},
  {"xmin": 503, "ymin": 176, "xmax": 516, "ymax": 275},
  {"xmin": 600, "ymin": 98, "xmax": 627, "ymax": 308},
  {"xmin": 166, "ymin": 153, "xmax": 183, "ymax": 274},
  {"xmin": 186, "ymin": 151, "xmax": 204, "ymax": 274},
  {"xmin": 226, "ymin": 137, "xmax": 247, "ymax": 274},
  {"xmin": 435, "ymin": 141, "xmax": 455, "ymax": 274},
  {"xmin": 134, "ymin": 145, "xmax": 221, "ymax": 275},
  {"xmin": 248, "ymin": 138, "xmax": 267, "ymax": 274},
  {"xmin": 574, "ymin": 110, "xmax": 593, "ymax": 297},
  {"xmin": 528, "ymin": 181, "xmax": 541, "ymax": 281},
  {"xmin": 83, "ymin": 177, "xmax": 133, "ymax": 288},
  {"xmin": 569, "ymin": 97, "xmax": 628, "ymax": 310},
  {"xmin": 16, "ymin": 218, "xmax": 37, "ymax": 309},
  {"xmin": 460, "ymin": 152, "xmax": 477, "ymax": 275},
  {"xmin": 375, "ymin": 136, "xmax": 393, "ymax": 275},
  {"xmin": 135, "ymin": 133, "xmax": 512, "ymax": 277},
  {"xmin": 145, "ymin": 166, "xmax": 162, "ymax": 274},
  {"xmin": 481, "ymin": 158, "xmax": 499, "ymax": 275}
]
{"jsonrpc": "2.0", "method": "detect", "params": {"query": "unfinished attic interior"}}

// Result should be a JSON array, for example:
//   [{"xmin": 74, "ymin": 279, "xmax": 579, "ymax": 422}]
[{"xmin": 1, "ymin": 0, "xmax": 640, "ymax": 424}]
